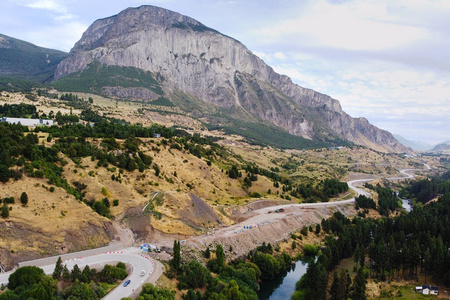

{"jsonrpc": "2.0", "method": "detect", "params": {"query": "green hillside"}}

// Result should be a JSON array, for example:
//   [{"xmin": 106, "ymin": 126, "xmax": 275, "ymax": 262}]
[
  {"xmin": 0, "ymin": 33, "xmax": 68, "ymax": 83},
  {"xmin": 52, "ymin": 61, "xmax": 164, "ymax": 96}
]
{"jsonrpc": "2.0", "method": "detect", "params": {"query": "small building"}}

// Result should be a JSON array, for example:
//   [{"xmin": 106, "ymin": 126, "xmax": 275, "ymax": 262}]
[
  {"xmin": 1, "ymin": 117, "xmax": 54, "ymax": 126},
  {"xmin": 153, "ymin": 133, "xmax": 161, "ymax": 138},
  {"xmin": 416, "ymin": 285, "xmax": 438, "ymax": 295}
]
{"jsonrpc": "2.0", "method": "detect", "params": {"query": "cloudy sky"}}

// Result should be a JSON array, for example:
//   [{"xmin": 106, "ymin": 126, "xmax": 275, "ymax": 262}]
[{"xmin": 2, "ymin": 0, "xmax": 449, "ymax": 145}]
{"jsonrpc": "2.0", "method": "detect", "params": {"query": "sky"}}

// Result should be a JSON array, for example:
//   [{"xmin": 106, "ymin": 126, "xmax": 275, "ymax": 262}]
[{"xmin": 1, "ymin": 0, "xmax": 449, "ymax": 145}]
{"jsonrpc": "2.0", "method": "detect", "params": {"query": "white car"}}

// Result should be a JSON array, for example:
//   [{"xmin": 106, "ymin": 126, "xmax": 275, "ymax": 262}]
[{"xmin": 141, "ymin": 270, "xmax": 145, "ymax": 276}]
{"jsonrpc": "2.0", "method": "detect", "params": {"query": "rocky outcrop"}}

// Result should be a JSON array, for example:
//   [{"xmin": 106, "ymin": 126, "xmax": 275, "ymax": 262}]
[
  {"xmin": 55, "ymin": 5, "xmax": 410, "ymax": 153},
  {"xmin": 101, "ymin": 86, "xmax": 159, "ymax": 101}
]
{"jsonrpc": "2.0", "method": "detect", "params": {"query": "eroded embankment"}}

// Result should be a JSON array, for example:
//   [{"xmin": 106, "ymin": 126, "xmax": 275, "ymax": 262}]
[{"xmin": 182, "ymin": 201, "xmax": 355, "ymax": 258}]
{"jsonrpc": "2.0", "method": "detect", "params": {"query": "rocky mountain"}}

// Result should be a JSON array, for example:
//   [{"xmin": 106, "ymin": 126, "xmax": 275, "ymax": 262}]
[
  {"xmin": 54, "ymin": 5, "xmax": 410, "ymax": 153},
  {"xmin": 0, "ymin": 33, "xmax": 68, "ymax": 83}
]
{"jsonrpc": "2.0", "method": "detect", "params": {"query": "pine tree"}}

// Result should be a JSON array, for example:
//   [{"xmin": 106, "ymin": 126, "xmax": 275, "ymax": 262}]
[
  {"xmin": 62, "ymin": 265, "xmax": 71, "ymax": 280},
  {"xmin": 52, "ymin": 257, "xmax": 63, "ymax": 279},
  {"xmin": 330, "ymin": 270, "xmax": 340, "ymax": 300},
  {"xmin": 359, "ymin": 245, "xmax": 365, "ymax": 268},
  {"xmin": 354, "ymin": 244, "xmax": 360, "ymax": 264},
  {"xmin": 351, "ymin": 268, "xmax": 366, "ymax": 300},
  {"xmin": 204, "ymin": 247, "xmax": 210, "ymax": 259},
  {"xmin": 81, "ymin": 265, "xmax": 91, "ymax": 283},
  {"xmin": 171, "ymin": 240, "xmax": 181, "ymax": 270},
  {"xmin": 338, "ymin": 269, "xmax": 349, "ymax": 300},
  {"xmin": 216, "ymin": 244, "xmax": 225, "ymax": 267},
  {"xmin": 71, "ymin": 264, "xmax": 81, "ymax": 282}
]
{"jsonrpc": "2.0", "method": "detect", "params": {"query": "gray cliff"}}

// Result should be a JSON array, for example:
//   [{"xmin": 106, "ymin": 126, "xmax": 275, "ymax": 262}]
[{"xmin": 55, "ymin": 5, "xmax": 410, "ymax": 153}]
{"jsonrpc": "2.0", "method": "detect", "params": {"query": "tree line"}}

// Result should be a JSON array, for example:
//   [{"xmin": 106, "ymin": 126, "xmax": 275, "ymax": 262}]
[
  {"xmin": 0, "ymin": 259, "xmax": 128, "ymax": 300},
  {"xmin": 293, "ymin": 180, "xmax": 450, "ymax": 299}
]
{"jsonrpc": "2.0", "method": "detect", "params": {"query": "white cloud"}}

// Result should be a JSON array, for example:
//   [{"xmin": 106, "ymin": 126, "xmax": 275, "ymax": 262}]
[
  {"xmin": 273, "ymin": 52, "xmax": 287, "ymax": 60},
  {"xmin": 19, "ymin": 21, "xmax": 87, "ymax": 51},
  {"xmin": 24, "ymin": 0, "xmax": 65, "ymax": 12},
  {"xmin": 269, "ymin": 54, "xmax": 450, "ymax": 144},
  {"xmin": 2, "ymin": 0, "xmax": 449, "ymax": 144},
  {"xmin": 256, "ymin": 0, "xmax": 428, "ymax": 51},
  {"xmin": 20, "ymin": 0, "xmax": 75, "ymax": 20}
]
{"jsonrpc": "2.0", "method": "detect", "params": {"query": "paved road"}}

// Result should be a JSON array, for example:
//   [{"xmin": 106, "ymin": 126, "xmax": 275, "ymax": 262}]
[
  {"xmin": 0, "ymin": 248, "xmax": 162, "ymax": 300},
  {"xmin": 0, "ymin": 164, "xmax": 430, "ymax": 297}
]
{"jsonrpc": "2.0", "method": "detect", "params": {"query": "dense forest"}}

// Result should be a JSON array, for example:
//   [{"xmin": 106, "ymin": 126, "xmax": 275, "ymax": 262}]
[
  {"xmin": 294, "ymin": 174, "xmax": 450, "ymax": 299},
  {"xmin": 399, "ymin": 171, "xmax": 450, "ymax": 203}
]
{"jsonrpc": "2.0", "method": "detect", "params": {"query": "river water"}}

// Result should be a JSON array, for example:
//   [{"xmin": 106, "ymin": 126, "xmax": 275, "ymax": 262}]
[
  {"xmin": 258, "ymin": 260, "xmax": 309, "ymax": 300},
  {"xmin": 401, "ymin": 199, "xmax": 412, "ymax": 212}
]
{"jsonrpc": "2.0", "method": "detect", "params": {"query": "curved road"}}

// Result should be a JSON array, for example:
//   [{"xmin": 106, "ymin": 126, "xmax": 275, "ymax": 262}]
[
  {"xmin": 187, "ymin": 164, "xmax": 431, "ymax": 243},
  {"xmin": 0, "ymin": 164, "xmax": 430, "ymax": 298},
  {"xmin": 0, "ymin": 248, "xmax": 162, "ymax": 300}
]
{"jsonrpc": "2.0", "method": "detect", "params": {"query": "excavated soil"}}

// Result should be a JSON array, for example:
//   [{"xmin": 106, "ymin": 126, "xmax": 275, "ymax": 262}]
[{"xmin": 146, "ymin": 200, "xmax": 356, "ymax": 259}]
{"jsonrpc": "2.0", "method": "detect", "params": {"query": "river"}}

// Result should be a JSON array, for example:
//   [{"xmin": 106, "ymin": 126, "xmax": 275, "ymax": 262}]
[
  {"xmin": 258, "ymin": 260, "xmax": 309, "ymax": 300},
  {"xmin": 401, "ymin": 199, "xmax": 412, "ymax": 212}
]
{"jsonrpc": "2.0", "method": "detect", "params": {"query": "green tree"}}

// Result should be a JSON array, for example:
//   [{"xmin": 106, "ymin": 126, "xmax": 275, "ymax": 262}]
[
  {"xmin": 179, "ymin": 261, "xmax": 211, "ymax": 289},
  {"xmin": 171, "ymin": 240, "xmax": 181, "ymax": 271},
  {"xmin": 252, "ymin": 252, "xmax": 281, "ymax": 280},
  {"xmin": 20, "ymin": 192, "xmax": 28, "ymax": 206},
  {"xmin": 315, "ymin": 223, "xmax": 321, "ymax": 234},
  {"xmin": 330, "ymin": 269, "xmax": 349, "ymax": 300},
  {"xmin": 137, "ymin": 283, "xmax": 175, "ymax": 300},
  {"xmin": 52, "ymin": 257, "xmax": 63, "ymax": 279},
  {"xmin": 228, "ymin": 165, "xmax": 239, "ymax": 179},
  {"xmin": 216, "ymin": 244, "xmax": 225, "ymax": 268},
  {"xmin": 8, "ymin": 266, "xmax": 45, "ymax": 290},
  {"xmin": 62, "ymin": 265, "xmax": 71, "ymax": 280},
  {"xmin": 330, "ymin": 270, "xmax": 340, "ymax": 300},
  {"xmin": 351, "ymin": 268, "xmax": 366, "ymax": 300},
  {"xmin": 1, "ymin": 203, "xmax": 9, "ymax": 218},
  {"xmin": 67, "ymin": 282, "xmax": 97, "ymax": 300},
  {"xmin": 81, "ymin": 265, "xmax": 91, "ymax": 283},
  {"xmin": 71, "ymin": 264, "xmax": 82, "ymax": 282},
  {"xmin": 204, "ymin": 247, "xmax": 211, "ymax": 259}
]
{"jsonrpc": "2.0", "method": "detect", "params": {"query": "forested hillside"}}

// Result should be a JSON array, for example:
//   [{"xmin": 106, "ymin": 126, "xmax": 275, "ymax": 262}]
[{"xmin": 293, "ymin": 174, "xmax": 450, "ymax": 299}]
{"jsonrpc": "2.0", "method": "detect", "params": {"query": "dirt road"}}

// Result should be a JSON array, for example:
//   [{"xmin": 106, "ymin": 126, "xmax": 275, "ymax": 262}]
[{"xmin": 152, "ymin": 165, "xmax": 430, "ymax": 257}]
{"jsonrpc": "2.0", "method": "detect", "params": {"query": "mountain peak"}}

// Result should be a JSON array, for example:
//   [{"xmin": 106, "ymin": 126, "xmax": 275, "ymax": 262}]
[
  {"xmin": 54, "ymin": 5, "xmax": 410, "ymax": 153},
  {"xmin": 72, "ymin": 5, "xmax": 216, "ymax": 53}
]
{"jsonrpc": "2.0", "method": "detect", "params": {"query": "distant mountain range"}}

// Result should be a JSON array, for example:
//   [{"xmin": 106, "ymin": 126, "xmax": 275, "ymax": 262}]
[
  {"xmin": 1, "ymin": 6, "xmax": 411, "ymax": 152},
  {"xmin": 393, "ymin": 134, "xmax": 434, "ymax": 151},
  {"xmin": 431, "ymin": 141, "xmax": 450, "ymax": 152},
  {"xmin": 0, "ymin": 33, "xmax": 68, "ymax": 83},
  {"xmin": 393, "ymin": 134, "xmax": 450, "ymax": 152}
]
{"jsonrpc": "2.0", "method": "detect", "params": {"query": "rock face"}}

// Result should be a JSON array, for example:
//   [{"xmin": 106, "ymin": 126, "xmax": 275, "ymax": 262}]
[{"xmin": 55, "ymin": 5, "xmax": 410, "ymax": 153}]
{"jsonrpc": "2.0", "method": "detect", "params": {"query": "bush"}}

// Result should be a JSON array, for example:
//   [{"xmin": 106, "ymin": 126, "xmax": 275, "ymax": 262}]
[
  {"xmin": 252, "ymin": 252, "xmax": 281, "ymax": 280},
  {"xmin": 178, "ymin": 261, "xmax": 211, "ymax": 289},
  {"xmin": 99, "ymin": 264, "xmax": 127, "ymax": 284},
  {"xmin": 303, "ymin": 244, "xmax": 319, "ymax": 257}
]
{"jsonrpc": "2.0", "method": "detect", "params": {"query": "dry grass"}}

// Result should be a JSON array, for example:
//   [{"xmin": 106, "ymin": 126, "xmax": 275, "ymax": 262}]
[
  {"xmin": 0, "ymin": 176, "xmax": 110, "ymax": 256},
  {"xmin": 0, "ymin": 91, "xmax": 442, "ymax": 266}
]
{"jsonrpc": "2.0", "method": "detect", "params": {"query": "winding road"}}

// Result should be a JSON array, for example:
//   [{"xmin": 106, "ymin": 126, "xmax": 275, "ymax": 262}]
[
  {"xmin": 0, "ymin": 247, "xmax": 163, "ymax": 300},
  {"xmin": 0, "ymin": 164, "xmax": 430, "ymax": 298}
]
